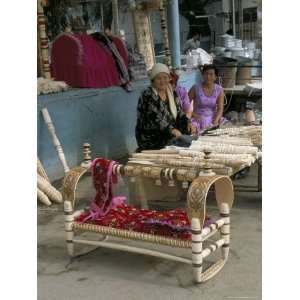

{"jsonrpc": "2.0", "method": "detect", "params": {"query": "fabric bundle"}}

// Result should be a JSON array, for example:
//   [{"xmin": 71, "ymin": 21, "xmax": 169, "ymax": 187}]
[{"xmin": 76, "ymin": 158, "xmax": 212, "ymax": 240}]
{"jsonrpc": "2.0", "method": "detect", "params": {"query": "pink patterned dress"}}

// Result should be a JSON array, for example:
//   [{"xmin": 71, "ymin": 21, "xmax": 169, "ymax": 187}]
[{"xmin": 191, "ymin": 83, "xmax": 227, "ymax": 134}]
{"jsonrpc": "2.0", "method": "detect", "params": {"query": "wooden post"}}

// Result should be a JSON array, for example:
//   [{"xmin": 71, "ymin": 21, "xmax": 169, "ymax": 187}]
[
  {"xmin": 133, "ymin": 8, "xmax": 155, "ymax": 70},
  {"xmin": 220, "ymin": 203, "xmax": 230, "ymax": 260},
  {"xmin": 64, "ymin": 201, "xmax": 74, "ymax": 256},
  {"xmin": 37, "ymin": 0, "xmax": 51, "ymax": 79},
  {"xmin": 159, "ymin": 0, "xmax": 171, "ymax": 66},
  {"xmin": 191, "ymin": 218, "xmax": 203, "ymax": 283},
  {"xmin": 112, "ymin": 0, "xmax": 120, "ymax": 35}
]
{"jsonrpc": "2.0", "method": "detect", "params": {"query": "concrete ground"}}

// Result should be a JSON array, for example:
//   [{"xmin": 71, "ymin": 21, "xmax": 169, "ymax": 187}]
[{"xmin": 38, "ymin": 166, "xmax": 261, "ymax": 300}]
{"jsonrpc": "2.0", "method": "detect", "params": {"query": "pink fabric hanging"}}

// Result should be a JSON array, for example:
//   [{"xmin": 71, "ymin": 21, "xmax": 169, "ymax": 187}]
[{"xmin": 51, "ymin": 33, "xmax": 128, "ymax": 88}]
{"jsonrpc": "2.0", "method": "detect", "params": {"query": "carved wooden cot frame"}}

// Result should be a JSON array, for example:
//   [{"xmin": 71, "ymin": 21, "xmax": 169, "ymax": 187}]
[{"xmin": 62, "ymin": 163, "xmax": 234, "ymax": 283}]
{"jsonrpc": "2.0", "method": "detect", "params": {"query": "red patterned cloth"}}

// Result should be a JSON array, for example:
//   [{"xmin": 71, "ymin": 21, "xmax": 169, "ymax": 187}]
[{"xmin": 76, "ymin": 158, "xmax": 212, "ymax": 241}]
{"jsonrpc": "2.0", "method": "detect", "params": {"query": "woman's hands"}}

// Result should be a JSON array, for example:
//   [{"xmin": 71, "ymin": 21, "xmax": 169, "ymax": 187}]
[
  {"xmin": 212, "ymin": 118, "xmax": 220, "ymax": 126},
  {"xmin": 188, "ymin": 123, "xmax": 197, "ymax": 135},
  {"xmin": 172, "ymin": 125, "xmax": 196, "ymax": 139},
  {"xmin": 171, "ymin": 128, "xmax": 182, "ymax": 138}
]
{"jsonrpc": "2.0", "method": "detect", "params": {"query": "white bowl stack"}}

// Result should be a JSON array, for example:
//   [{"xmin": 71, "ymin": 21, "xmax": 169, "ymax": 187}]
[
  {"xmin": 219, "ymin": 34, "xmax": 236, "ymax": 48},
  {"xmin": 216, "ymin": 35, "xmax": 261, "ymax": 61},
  {"xmin": 235, "ymin": 39, "xmax": 243, "ymax": 48},
  {"xmin": 231, "ymin": 48, "xmax": 245, "ymax": 59}
]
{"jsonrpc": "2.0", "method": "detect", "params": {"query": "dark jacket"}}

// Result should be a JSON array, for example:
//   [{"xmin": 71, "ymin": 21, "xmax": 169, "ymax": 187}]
[{"xmin": 135, "ymin": 86, "xmax": 190, "ymax": 151}]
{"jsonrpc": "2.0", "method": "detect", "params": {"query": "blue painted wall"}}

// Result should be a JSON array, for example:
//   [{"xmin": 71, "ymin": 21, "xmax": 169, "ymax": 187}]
[{"xmin": 37, "ymin": 70, "xmax": 200, "ymax": 181}]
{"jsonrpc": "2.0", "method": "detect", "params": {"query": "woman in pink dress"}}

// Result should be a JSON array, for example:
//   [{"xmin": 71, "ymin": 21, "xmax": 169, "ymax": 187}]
[{"xmin": 188, "ymin": 64, "xmax": 227, "ymax": 134}]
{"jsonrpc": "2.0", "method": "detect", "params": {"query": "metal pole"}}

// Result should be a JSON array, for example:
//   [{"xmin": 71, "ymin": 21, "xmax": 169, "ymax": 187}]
[
  {"xmin": 167, "ymin": 0, "xmax": 181, "ymax": 69},
  {"xmin": 232, "ymin": 0, "xmax": 236, "ymax": 37}
]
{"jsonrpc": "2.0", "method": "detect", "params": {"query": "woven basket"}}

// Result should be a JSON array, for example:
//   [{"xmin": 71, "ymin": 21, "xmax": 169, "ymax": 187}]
[{"xmin": 215, "ymin": 57, "xmax": 238, "ymax": 88}]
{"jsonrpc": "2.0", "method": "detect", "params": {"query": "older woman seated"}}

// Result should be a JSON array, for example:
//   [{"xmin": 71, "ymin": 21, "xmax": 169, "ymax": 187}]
[{"xmin": 135, "ymin": 63, "xmax": 193, "ymax": 151}]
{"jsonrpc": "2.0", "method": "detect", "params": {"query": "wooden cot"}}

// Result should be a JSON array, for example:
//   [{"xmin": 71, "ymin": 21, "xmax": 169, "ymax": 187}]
[{"xmin": 62, "ymin": 157, "xmax": 234, "ymax": 283}]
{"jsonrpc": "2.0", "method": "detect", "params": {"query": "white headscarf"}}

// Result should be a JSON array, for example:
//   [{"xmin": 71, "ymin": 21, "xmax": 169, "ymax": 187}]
[
  {"xmin": 149, "ymin": 63, "xmax": 170, "ymax": 80},
  {"xmin": 150, "ymin": 63, "xmax": 177, "ymax": 119}
]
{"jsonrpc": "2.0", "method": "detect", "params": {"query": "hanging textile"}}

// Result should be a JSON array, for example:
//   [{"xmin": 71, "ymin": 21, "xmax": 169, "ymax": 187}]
[{"xmin": 91, "ymin": 32, "xmax": 130, "ymax": 86}]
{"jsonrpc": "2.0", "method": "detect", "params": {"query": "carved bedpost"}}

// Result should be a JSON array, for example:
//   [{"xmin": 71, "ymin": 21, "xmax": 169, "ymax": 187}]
[
  {"xmin": 37, "ymin": 0, "xmax": 51, "ymax": 79},
  {"xmin": 62, "ymin": 166, "xmax": 89, "ymax": 257},
  {"xmin": 219, "ymin": 203, "xmax": 230, "ymax": 260},
  {"xmin": 81, "ymin": 143, "xmax": 92, "ymax": 169},
  {"xmin": 64, "ymin": 200, "xmax": 74, "ymax": 256},
  {"xmin": 187, "ymin": 175, "xmax": 234, "ymax": 283},
  {"xmin": 187, "ymin": 177, "xmax": 208, "ymax": 283},
  {"xmin": 214, "ymin": 176, "xmax": 234, "ymax": 261}
]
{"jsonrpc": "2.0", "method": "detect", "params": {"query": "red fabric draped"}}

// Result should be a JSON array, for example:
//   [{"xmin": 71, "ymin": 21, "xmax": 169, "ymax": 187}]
[
  {"xmin": 76, "ymin": 158, "xmax": 212, "ymax": 241},
  {"xmin": 51, "ymin": 33, "xmax": 128, "ymax": 88}
]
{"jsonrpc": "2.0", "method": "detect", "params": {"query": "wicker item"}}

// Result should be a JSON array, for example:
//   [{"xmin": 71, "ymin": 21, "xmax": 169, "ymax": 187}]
[
  {"xmin": 214, "ymin": 58, "xmax": 238, "ymax": 88},
  {"xmin": 236, "ymin": 64, "xmax": 252, "ymax": 85},
  {"xmin": 62, "ymin": 158, "xmax": 234, "ymax": 283}
]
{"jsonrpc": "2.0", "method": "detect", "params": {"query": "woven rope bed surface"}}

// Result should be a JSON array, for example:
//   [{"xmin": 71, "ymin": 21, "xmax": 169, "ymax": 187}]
[{"xmin": 73, "ymin": 222, "xmax": 191, "ymax": 248}]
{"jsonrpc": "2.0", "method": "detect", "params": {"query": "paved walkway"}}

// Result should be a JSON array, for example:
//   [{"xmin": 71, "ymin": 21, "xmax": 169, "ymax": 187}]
[{"xmin": 38, "ymin": 166, "xmax": 261, "ymax": 300}]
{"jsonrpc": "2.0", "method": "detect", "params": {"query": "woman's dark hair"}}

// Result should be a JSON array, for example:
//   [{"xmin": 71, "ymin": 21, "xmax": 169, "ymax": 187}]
[{"xmin": 201, "ymin": 64, "xmax": 218, "ymax": 76}]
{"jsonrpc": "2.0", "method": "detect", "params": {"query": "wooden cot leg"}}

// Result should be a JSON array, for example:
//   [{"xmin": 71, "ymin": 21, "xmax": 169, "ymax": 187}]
[
  {"xmin": 220, "ymin": 203, "xmax": 230, "ymax": 260},
  {"xmin": 191, "ymin": 218, "xmax": 203, "ymax": 283},
  {"xmin": 64, "ymin": 201, "xmax": 74, "ymax": 257}
]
